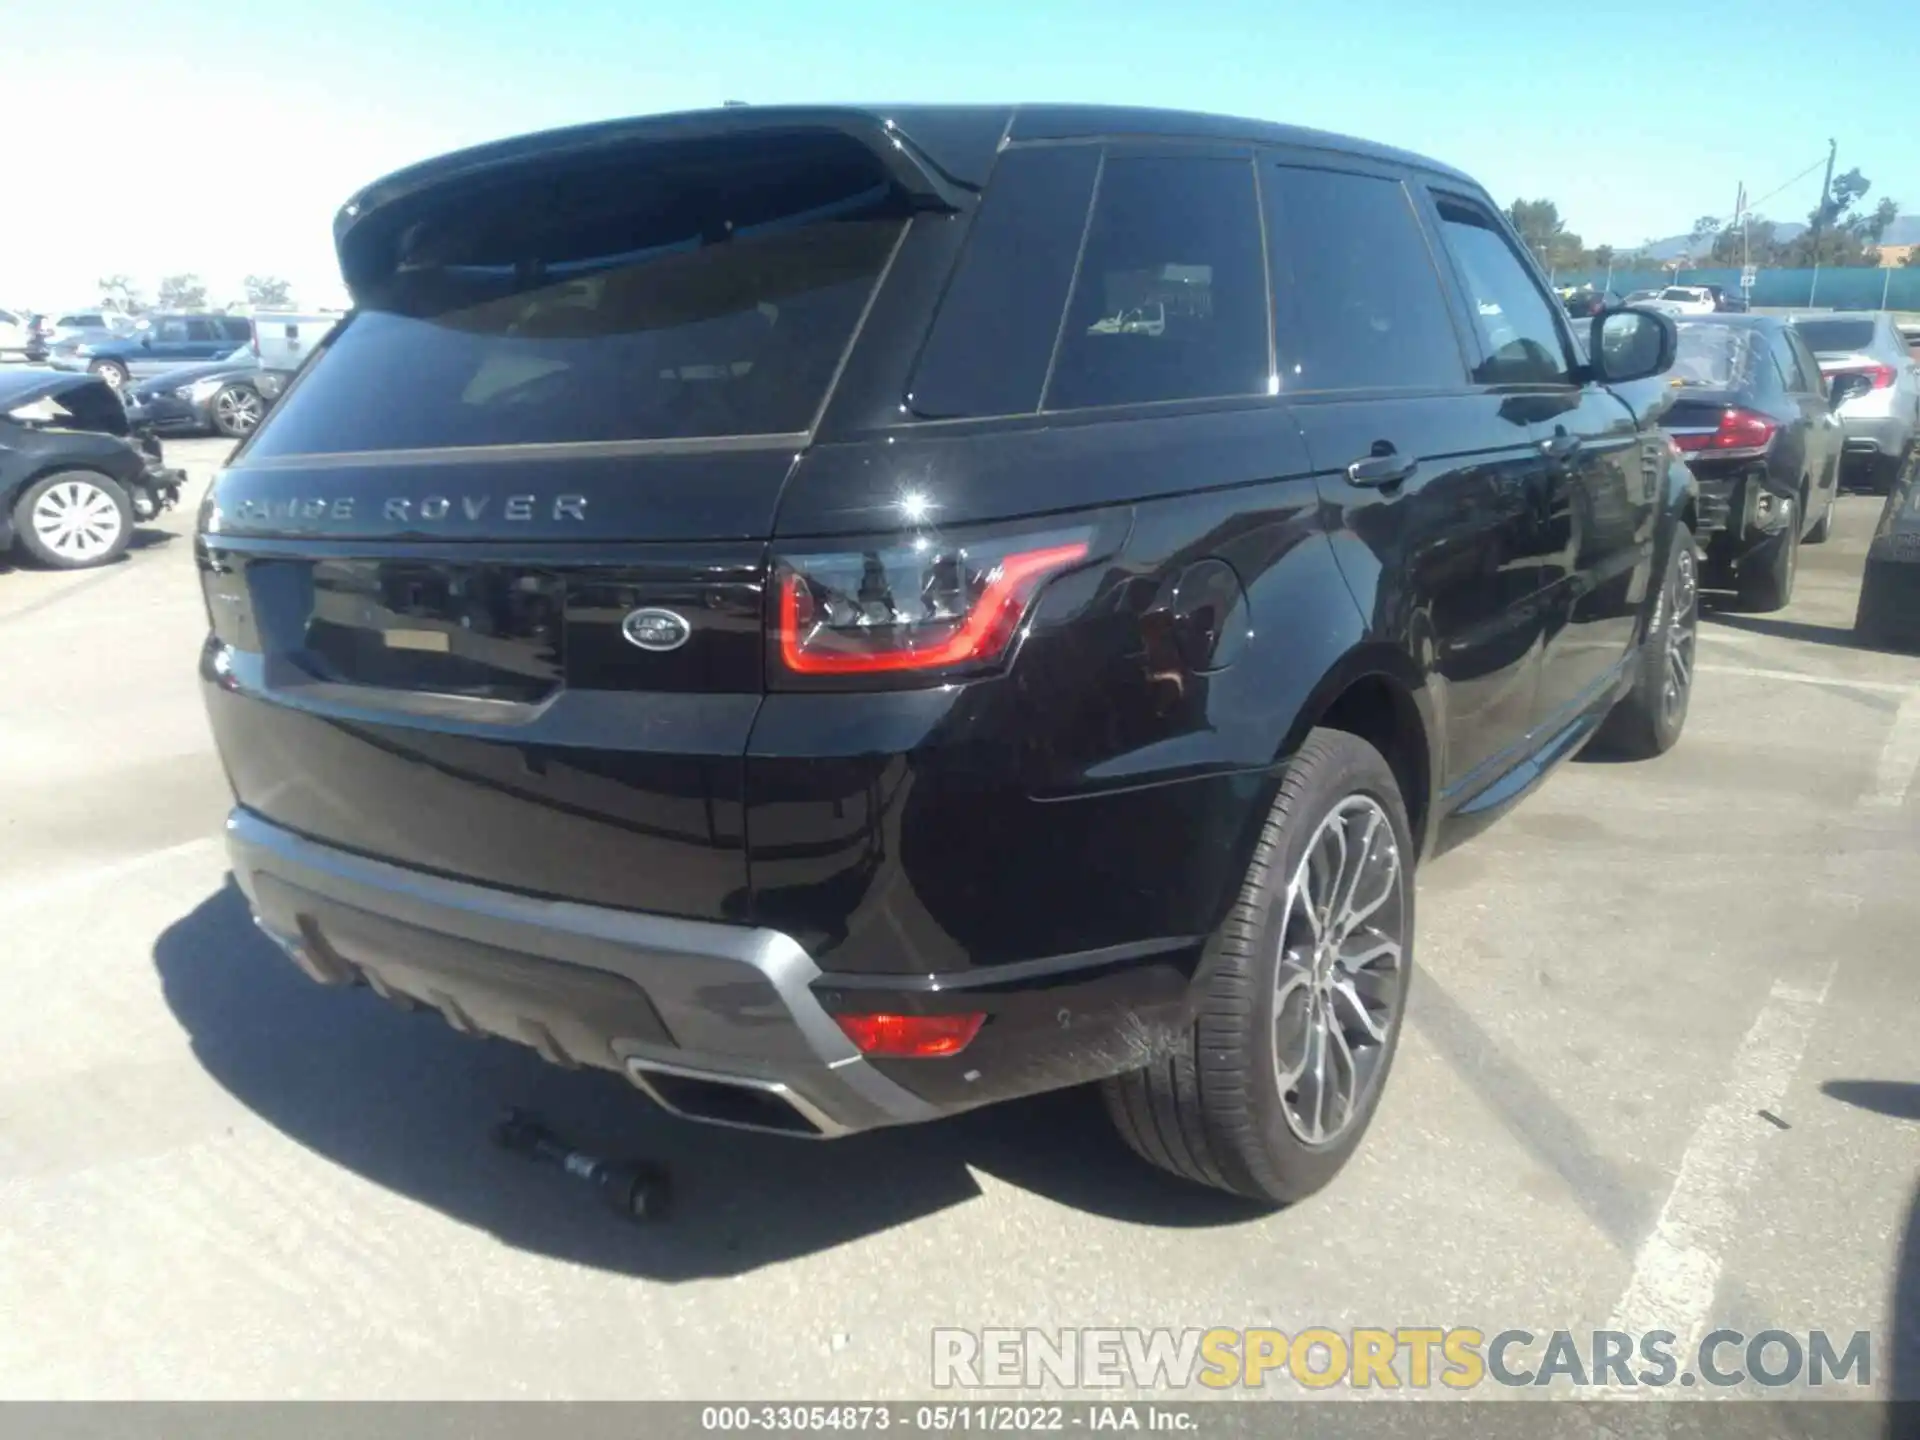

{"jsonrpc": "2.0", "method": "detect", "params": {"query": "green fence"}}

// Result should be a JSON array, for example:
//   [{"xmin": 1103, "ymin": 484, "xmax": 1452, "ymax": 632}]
[{"xmin": 1553, "ymin": 265, "xmax": 1920, "ymax": 311}]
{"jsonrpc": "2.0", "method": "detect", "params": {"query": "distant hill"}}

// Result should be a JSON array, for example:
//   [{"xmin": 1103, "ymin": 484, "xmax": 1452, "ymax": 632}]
[{"xmin": 1623, "ymin": 215, "xmax": 1920, "ymax": 262}]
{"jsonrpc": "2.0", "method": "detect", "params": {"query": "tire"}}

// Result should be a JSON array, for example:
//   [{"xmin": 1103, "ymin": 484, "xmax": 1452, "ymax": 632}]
[
  {"xmin": 1734, "ymin": 498, "xmax": 1798, "ymax": 612},
  {"xmin": 87, "ymin": 358, "xmax": 130, "ymax": 390},
  {"xmin": 1102, "ymin": 728, "xmax": 1414, "ymax": 1204},
  {"xmin": 1805, "ymin": 489, "xmax": 1834, "ymax": 545},
  {"xmin": 210, "ymin": 383, "xmax": 265, "ymax": 438},
  {"xmin": 1593, "ymin": 524, "xmax": 1697, "ymax": 759},
  {"xmin": 11, "ymin": 470, "xmax": 133, "ymax": 570}
]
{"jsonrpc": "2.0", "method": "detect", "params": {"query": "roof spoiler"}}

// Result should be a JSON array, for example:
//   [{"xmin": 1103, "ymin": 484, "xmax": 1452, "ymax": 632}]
[{"xmin": 332, "ymin": 107, "xmax": 997, "ymax": 302}]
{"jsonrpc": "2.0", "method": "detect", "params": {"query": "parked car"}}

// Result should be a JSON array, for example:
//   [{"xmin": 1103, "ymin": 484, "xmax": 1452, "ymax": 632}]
[
  {"xmin": 1625, "ymin": 289, "xmax": 1685, "ymax": 316},
  {"xmin": 1657, "ymin": 285, "xmax": 1718, "ymax": 316},
  {"xmin": 0, "ymin": 308, "xmax": 35, "ymax": 360},
  {"xmin": 197, "ymin": 104, "xmax": 1690, "ymax": 1203},
  {"xmin": 124, "ymin": 346, "xmax": 294, "ymax": 438},
  {"xmin": 38, "ymin": 310, "xmax": 136, "ymax": 354},
  {"xmin": 1560, "ymin": 286, "xmax": 1622, "ymax": 318},
  {"xmin": 246, "ymin": 311, "xmax": 340, "ymax": 371},
  {"xmin": 48, "ymin": 312, "xmax": 253, "ymax": 390},
  {"xmin": 1659, "ymin": 316, "xmax": 1848, "ymax": 611},
  {"xmin": 1786, "ymin": 311, "xmax": 1920, "ymax": 493},
  {"xmin": 1855, "ymin": 459, "xmax": 1920, "ymax": 649},
  {"xmin": 0, "ymin": 371, "xmax": 184, "ymax": 568}
]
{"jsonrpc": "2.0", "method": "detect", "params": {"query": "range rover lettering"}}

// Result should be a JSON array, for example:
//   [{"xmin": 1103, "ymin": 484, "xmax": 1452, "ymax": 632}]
[{"xmin": 197, "ymin": 106, "xmax": 1692, "ymax": 1201}]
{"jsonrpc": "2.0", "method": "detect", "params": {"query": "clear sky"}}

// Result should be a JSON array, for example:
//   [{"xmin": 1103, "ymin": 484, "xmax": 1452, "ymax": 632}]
[{"xmin": 7, "ymin": 0, "xmax": 1916, "ymax": 312}]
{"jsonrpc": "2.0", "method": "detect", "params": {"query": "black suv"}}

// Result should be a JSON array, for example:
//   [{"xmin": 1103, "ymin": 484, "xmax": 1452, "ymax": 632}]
[{"xmin": 197, "ymin": 106, "xmax": 1692, "ymax": 1203}]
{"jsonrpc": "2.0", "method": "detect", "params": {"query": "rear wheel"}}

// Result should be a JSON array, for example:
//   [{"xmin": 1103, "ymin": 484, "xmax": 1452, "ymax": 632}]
[
  {"xmin": 1734, "ymin": 499, "xmax": 1798, "ymax": 612},
  {"xmin": 1593, "ymin": 524, "xmax": 1696, "ymax": 759},
  {"xmin": 1103, "ymin": 729, "xmax": 1412, "ymax": 1204},
  {"xmin": 12, "ymin": 470, "xmax": 133, "ymax": 569}
]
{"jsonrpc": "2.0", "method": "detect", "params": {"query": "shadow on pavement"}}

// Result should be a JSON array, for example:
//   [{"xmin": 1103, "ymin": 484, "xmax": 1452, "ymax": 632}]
[
  {"xmin": 155, "ymin": 880, "xmax": 1270, "ymax": 1280},
  {"xmin": 1701, "ymin": 609, "xmax": 1866, "ymax": 652},
  {"xmin": 1820, "ymin": 1080, "xmax": 1919, "ymax": 1405}
]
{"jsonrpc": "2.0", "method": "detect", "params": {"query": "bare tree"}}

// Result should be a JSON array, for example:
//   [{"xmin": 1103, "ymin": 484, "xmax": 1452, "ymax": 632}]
[
  {"xmin": 244, "ymin": 275, "xmax": 294, "ymax": 308},
  {"xmin": 157, "ymin": 274, "xmax": 209, "ymax": 311}
]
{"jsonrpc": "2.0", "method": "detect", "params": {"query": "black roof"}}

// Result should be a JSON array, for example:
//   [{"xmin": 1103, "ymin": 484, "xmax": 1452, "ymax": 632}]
[{"xmin": 334, "ymin": 103, "xmax": 1475, "ymax": 261}]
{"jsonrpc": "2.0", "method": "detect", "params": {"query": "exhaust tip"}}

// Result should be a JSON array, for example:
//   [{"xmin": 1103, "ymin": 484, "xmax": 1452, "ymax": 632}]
[{"xmin": 625, "ymin": 1060, "xmax": 825, "ymax": 1137}]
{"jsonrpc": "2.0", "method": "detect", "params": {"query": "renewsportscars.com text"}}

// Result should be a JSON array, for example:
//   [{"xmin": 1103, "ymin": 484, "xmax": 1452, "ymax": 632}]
[{"xmin": 931, "ymin": 1327, "xmax": 1872, "ymax": 1391}]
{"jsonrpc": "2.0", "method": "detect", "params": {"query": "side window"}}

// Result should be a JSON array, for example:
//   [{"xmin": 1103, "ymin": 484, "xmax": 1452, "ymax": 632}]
[
  {"xmin": 907, "ymin": 145, "xmax": 1100, "ymax": 419},
  {"xmin": 223, "ymin": 316, "xmax": 254, "ymax": 344},
  {"xmin": 156, "ymin": 318, "xmax": 190, "ymax": 343},
  {"xmin": 1265, "ymin": 165, "xmax": 1463, "ymax": 391},
  {"xmin": 1790, "ymin": 332, "xmax": 1827, "ymax": 396},
  {"xmin": 1770, "ymin": 331, "xmax": 1810, "ymax": 393},
  {"xmin": 1430, "ymin": 195, "xmax": 1572, "ymax": 386},
  {"xmin": 1045, "ymin": 154, "xmax": 1268, "ymax": 411},
  {"xmin": 186, "ymin": 318, "xmax": 218, "ymax": 343}
]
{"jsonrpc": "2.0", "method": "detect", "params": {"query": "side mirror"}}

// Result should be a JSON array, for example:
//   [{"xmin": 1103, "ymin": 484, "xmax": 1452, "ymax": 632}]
[
  {"xmin": 140, "ymin": 334, "xmax": 152, "ymax": 349},
  {"xmin": 1828, "ymin": 373, "xmax": 1872, "ymax": 409},
  {"xmin": 1588, "ymin": 307, "xmax": 1678, "ymax": 384}
]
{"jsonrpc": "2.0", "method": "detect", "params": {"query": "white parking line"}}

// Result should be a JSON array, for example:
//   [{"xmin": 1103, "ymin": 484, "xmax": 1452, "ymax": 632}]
[
  {"xmin": 1607, "ymin": 960, "xmax": 1839, "ymax": 1353},
  {"xmin": 0, "ymin": 837, "xmax": 222, "ymax": 915},
  {"xmin": 1868, "ymin": 693, "xmax": 1920, "ymax": 808},
  {"xmin": 1697, "ymin": 663, "xmax": 1919, "ymax": 696}
]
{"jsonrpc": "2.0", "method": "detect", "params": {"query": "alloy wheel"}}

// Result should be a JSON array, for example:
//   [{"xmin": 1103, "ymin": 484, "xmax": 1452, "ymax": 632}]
[
  {"xmin": 215, "ymin": 387, "xmax": 263, "ymax": 434},
  {"xmin": 1663, "ymin": 545, "xmax": 1698, "ymax": 721},
  {"xmin": 1271, "ymin": 795, "xmax": 1408, "ymax": 1146},
  {"xmin": 30, "ymin": 479, "xmax": 124, "ymax": 564}
]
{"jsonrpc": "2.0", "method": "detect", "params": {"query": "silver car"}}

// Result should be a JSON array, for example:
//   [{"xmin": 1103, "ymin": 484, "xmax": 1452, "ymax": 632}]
[{"xmin": 1788, "ymin": 311, "xmax": 1920, "ymax": 491}]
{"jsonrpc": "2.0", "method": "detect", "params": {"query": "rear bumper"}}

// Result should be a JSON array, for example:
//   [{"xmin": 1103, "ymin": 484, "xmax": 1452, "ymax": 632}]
[
  {"xmin": 225, "ymin": 808, "xmax": 1191, "ymax": 1136},
  {"xmin": 1839, "ymin": 414, "xmax": 1912, "ymax": 460}
]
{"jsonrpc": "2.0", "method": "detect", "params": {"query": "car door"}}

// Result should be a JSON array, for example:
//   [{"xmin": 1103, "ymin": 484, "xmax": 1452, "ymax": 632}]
[
  {"xmin": 1263, "ymin": 157, "xmax": 1556, "ymax": 792},
  {"xmin": 136, "ymin": 316, "xmax": 195, "ymax": 375},
  {"xmin": 1421, "ymin": 188, "xmax": 1654, "ymax": 739},
  {"xmin": 1773, "ymin": 327, "xmax": 1841, "ymax": 508}
]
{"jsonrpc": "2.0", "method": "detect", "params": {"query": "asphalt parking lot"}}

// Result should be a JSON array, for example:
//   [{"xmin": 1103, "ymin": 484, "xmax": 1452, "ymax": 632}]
[{"xmin": 1, "ymin": 434, "xmax": 1916, "ymax": 1401}]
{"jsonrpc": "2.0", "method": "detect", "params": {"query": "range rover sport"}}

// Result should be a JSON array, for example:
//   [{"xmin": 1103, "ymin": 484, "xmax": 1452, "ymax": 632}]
[{"xmin": 197, "ymin": 105, "xmax": 1694, "ymax": 1203}]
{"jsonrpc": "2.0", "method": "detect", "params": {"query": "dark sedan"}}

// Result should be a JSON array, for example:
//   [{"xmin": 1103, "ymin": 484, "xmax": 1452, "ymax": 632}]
[
  {"xmin": 1856, "ymin": 458, "xmax": 1920, "ymax": 649},
  {"xmin": 1659, "ymin": 315, "xmax": 1853, "ymax": 611},
  {"xmin": 124, "ymin": 348, "xmax": 293, "ymax": 438}
]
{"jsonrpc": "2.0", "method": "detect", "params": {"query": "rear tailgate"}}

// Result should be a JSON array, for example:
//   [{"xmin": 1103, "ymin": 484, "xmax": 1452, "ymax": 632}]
[{"xmin": 199, "ymin": 119, "xmax": 928, "ymax": 922}]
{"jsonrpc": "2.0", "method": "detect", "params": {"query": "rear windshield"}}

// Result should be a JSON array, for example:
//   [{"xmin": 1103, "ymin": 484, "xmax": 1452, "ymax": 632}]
[
  {"xmin": 249, "ymin": 132, "xmax": 905, "ymax": 457},
  {"xmin": 1792, "ymin": 318, "xmax": 1877, "ymax": 354},
  {"xmin": 1661, "ymin": 288, "xmax": 1704, "ymax": 301},
  {"xmin": 1671, "ymin": 323, "xmax": 1756, "ymax": 387}
]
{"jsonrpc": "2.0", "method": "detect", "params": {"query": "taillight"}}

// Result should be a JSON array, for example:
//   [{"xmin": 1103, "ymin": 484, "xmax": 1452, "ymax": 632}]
[
  {"xmin": 1670, "ymin": 407, "xmax": 1777, "ymax": 456},
  {"xmin": 834, "ymin": 1012, "xmax": 985, "ymax": 1058},
  {"xmin": 1828, "ymin": 364, "xmax": 1896, "ymax": 391},
  {"xmin": 772, "ymin": 524, "xmax": 1097, "ymax": 683}
]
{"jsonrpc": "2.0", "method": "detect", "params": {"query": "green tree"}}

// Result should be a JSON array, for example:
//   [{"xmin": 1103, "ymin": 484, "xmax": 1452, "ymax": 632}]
[
  {"xmin": 244, "ymin": 274, "xmax": 293, "ymax": 308},
  {"xmin": 97, "ymin": 274, "xmax": 146, "ymax": 315},
  {"xmin": 1506, "ymin": 198, "xmax": 1587, "ymax": 272},
  {"xmin": 1791, "ymin": 169, "xmax": 1899, "ymax": 266},
  {"xmin": 156, "ymin": 273, "xmax": 208, "ymax": 310}
]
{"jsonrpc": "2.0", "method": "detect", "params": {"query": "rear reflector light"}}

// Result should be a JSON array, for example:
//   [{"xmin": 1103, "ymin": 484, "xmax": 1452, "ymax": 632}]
[
  {"xmin": 1671, "ymin": 407, "xmax": 1778, "ymax": 454},
  {"xmin": 775, "ymin": 527, "xmax": 1092, "ymax": 679},
  {"xmin": 834, "ymin": 1012, "xmax": 985, "ymax": 1058},
  {"xmin": 1827, "ymin": 364, "xmax": 1896, "ymax": 391}
]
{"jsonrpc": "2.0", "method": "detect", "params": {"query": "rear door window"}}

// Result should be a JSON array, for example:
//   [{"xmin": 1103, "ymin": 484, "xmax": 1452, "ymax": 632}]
[
  {"xmin": 1792, "ymin": 318, "xmax": 1876, "ymax": 354},
  {"xmin": 1429, "ymin": 195, "xmax": 1573, "ymax": 386},
  {"xmin": 247, "ymin": 131, "xmax": 909, "ymax": 457},
  {"xmin": 1264, "ymin": 164, "xmax": 1463, "ymax": 391},
  {"xmin": 1044, "ymin": 154, "xmax": 1269, "ymax": 411},
  {"xmin": 907, "ymin": 145, "xmax": 1100, "ymax": 419},
  {"xmin": 186, "ymin": 318, "xmax": 219, "ymax": 342},
  {"xmin": 1770, "ymin": 330, "xmax": 1812, "ymax": 393}
]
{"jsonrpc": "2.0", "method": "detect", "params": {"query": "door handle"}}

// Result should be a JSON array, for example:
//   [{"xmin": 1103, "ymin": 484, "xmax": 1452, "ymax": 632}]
[
  {"xmin": 1346, "ymin": 451, "xmax": 1418, "ymax": 488},
  {"xmin": 1539, "ymin": 429, "xmax": 1582, "ymax": 461}
]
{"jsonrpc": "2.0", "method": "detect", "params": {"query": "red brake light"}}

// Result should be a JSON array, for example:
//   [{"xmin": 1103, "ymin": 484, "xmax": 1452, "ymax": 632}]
[
  {"xmin": 834, "ymin": 1012, "xmax": 985, "ymax": 1058},
  {"xmin": 775, "ymin": 528, "xmax": 1093, "ymax": 679},
  {"xmin": 1671, "ymin": 407, "xmax": 1777, "ymax": 455},
  {"xmin": 1829, "ymin": 364, "xmax": 1896, "ymax": 391}
]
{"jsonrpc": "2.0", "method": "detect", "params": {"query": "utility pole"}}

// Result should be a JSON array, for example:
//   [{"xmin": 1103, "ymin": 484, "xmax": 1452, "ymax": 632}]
[{"xmin": 1810, "ymin": 137, "xmax": 1837, "ymax": 259}]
